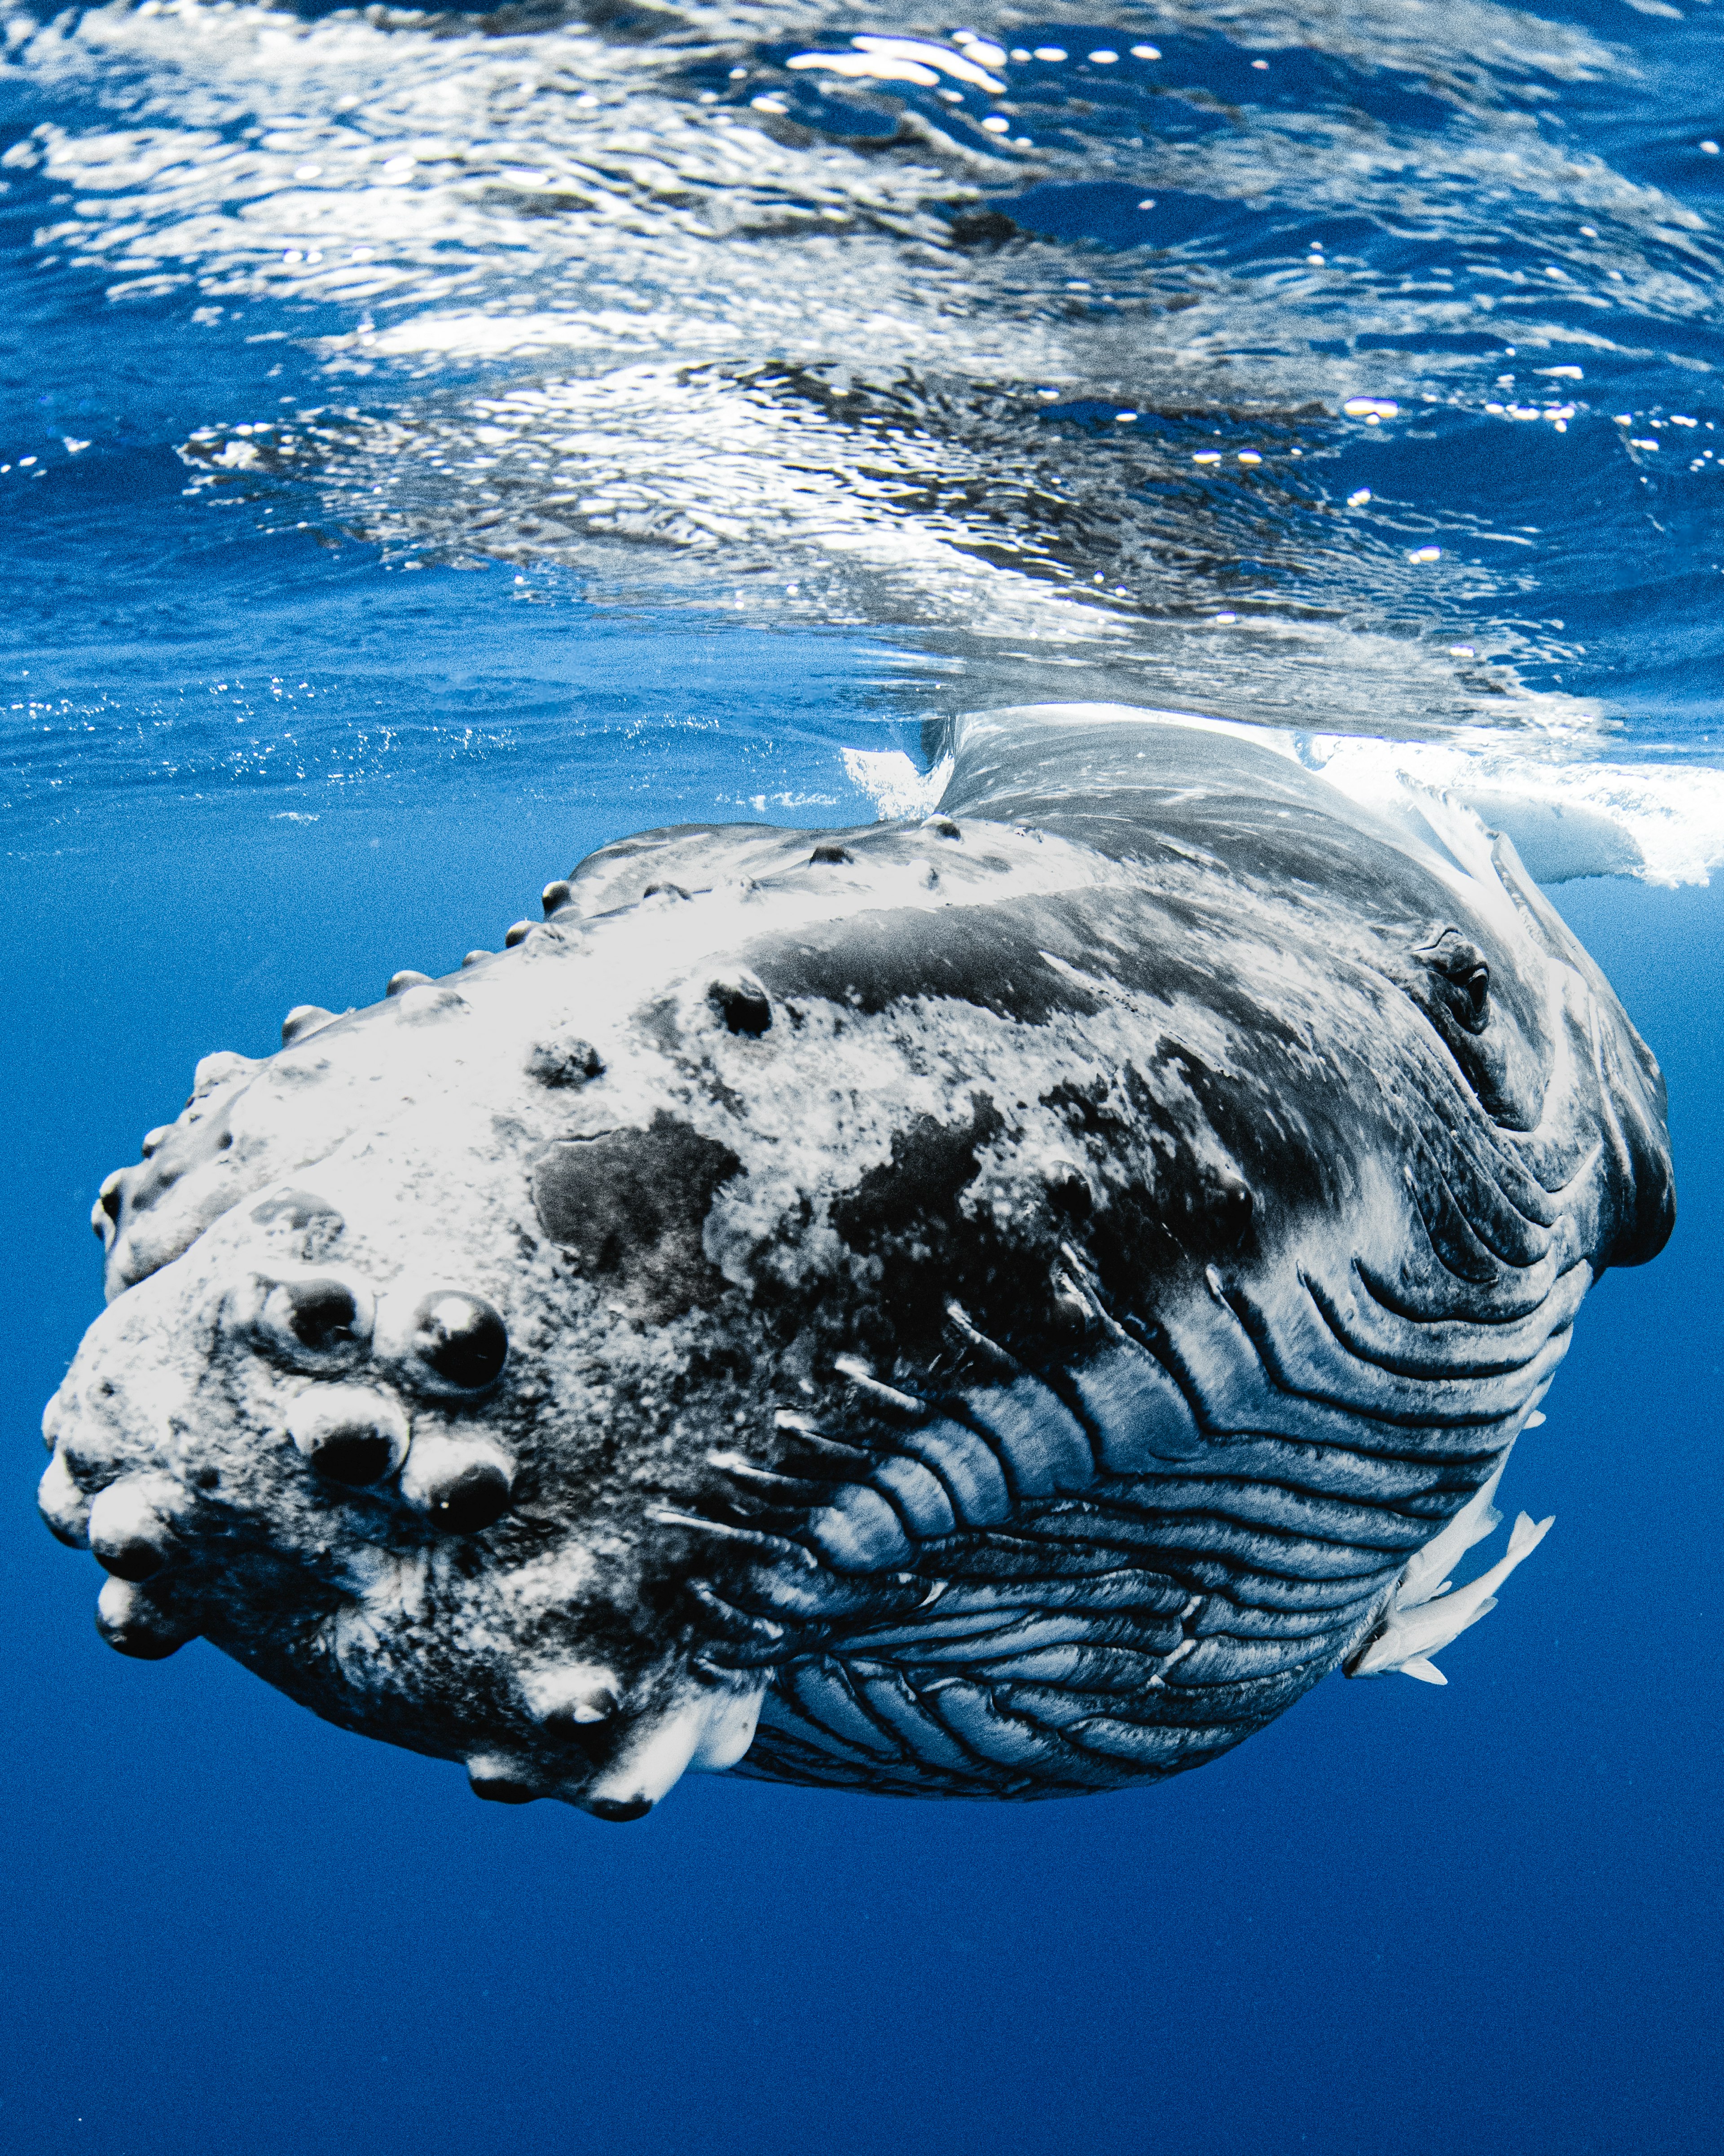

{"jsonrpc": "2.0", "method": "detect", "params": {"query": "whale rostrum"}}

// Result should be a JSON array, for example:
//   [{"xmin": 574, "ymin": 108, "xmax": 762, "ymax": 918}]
[{"xmin": 42, "ymin": 705, "xmax": 1674, "ymax": 1815}]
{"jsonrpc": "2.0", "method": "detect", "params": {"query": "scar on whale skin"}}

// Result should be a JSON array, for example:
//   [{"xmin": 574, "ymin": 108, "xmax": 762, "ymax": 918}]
[{"xmin": 40, "ymin": 704, "xmax": 1673, "ymax": 1815}]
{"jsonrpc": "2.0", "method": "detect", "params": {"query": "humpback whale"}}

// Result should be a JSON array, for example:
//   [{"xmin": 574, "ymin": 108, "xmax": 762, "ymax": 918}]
[{"xmin": 39, "ymin": 706, "xmax": 1673, "ymax": 1815}]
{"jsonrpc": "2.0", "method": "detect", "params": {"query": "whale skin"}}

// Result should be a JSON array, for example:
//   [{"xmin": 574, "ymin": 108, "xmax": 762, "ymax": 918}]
[{"xmin": 39, "ymin": 706, "xmax": 1674, "ymax": 1815}]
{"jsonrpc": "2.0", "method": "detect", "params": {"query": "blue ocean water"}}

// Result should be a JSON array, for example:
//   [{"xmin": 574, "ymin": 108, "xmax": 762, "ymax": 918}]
[{"xmin": 2, "ymin": 5, "xmax": 1719, "ymax": 2152}]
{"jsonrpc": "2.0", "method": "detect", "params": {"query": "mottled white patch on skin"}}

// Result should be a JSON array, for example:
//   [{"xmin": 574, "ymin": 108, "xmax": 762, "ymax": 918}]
[{"xmin": 520, "ymin": 1661, "xmax": 620, "ymax": 1725}]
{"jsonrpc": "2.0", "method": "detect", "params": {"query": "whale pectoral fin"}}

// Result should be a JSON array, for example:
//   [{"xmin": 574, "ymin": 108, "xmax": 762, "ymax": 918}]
[
  {"xmin": 1346, "ymin": 1507, "xmax": 1552, "ymax": 1682},
  {"xmin": 1375, "ymin": 1602, "xmax": 1492, "ymax": 1684},
  {"xmin": 1394, "ymin": 1450, "xmax": 1510, "ymax": 1608}
]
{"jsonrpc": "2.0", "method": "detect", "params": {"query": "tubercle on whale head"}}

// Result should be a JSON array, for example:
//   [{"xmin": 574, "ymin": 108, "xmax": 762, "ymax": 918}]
[{"xmin": 93, "ymin": 1049, "xmax": 262, "ymax": 1300}]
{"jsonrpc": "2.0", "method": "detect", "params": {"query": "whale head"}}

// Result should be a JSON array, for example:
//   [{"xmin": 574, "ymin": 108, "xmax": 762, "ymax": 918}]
[{"xmin": 41, "ymin": 709, "xmax": 1674, "ymax": 1809}]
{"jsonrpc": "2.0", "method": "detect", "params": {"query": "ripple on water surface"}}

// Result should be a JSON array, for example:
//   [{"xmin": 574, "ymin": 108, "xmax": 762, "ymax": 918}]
[{"xmin": 0, "ymin": 1, "xmax": 1720, "ymax": 872}]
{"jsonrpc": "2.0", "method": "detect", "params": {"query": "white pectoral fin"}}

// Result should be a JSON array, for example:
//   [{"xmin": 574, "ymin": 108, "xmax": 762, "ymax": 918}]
[
  {"xmin": 1395, "ymin": 1453, "xmax": 1509, "ymax": 1609},
  {"xmin": 1347, "ymin": 1507, "xmax": 1553, "ymax": 1682},
  {"xmin": 1501, "ymin": 1508, "xmax": 1554, "ymax": 1568}
]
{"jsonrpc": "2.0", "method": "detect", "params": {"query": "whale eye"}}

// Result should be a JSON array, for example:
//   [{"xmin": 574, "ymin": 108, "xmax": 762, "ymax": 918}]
[
  {"xmin": 246, "ymin": 1275, "xmax": 374, "ymax": 1372},
  {"xmin": 409, "ymin": 1292, "xmax": 508, "ymax": 1391},
  {"xmin": 1413, "ymin": 930, "xmax": 1492, "ymax": 1035}
]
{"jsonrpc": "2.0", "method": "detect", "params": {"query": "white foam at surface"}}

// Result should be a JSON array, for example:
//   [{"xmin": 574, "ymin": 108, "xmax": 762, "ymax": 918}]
[
  {"xmin": 1306, "ymin": 731, "xmax": 1724, "ymax": 886},
  {"xmin": 842, "ymin": 748, "xmax": 954, "ymax": 820}
]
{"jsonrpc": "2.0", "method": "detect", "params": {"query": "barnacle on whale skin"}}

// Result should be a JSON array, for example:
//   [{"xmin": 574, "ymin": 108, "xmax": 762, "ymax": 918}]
[{"xmin": 39, "ymin": 706, "xmax": 1673, "ymax": 1816}]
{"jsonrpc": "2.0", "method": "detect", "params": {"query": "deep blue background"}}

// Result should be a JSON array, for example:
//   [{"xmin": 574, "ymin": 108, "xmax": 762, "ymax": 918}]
[
  {"xmin": 3, "ymin": 2, "xmax": 1721, "ymax": 2149},
  {"xmin": 2, "ymin": 818, "xmax": 1718, "ymax": 2156}
]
